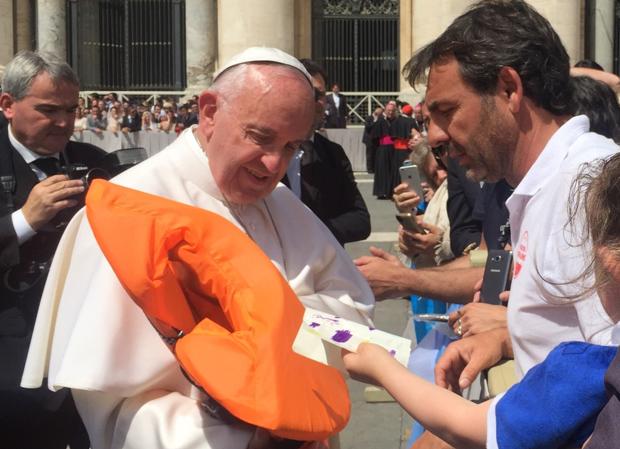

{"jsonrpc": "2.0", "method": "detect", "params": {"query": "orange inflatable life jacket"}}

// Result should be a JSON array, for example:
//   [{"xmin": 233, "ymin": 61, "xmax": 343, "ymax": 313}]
[{"xmin": 85, "ymin": 179, "xmax": 350, "ymax": 441}]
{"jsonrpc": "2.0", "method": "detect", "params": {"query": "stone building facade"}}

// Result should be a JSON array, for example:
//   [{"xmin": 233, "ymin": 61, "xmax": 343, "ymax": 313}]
[{"xmin": 0, "ymin": 0, "xmax": 616, "ymax": 97}]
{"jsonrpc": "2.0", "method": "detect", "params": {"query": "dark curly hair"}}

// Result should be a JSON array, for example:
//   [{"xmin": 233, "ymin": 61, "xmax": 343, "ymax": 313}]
[{"xmin": 403, "ymin": 0, "xmax": 572, "ymax": 115}]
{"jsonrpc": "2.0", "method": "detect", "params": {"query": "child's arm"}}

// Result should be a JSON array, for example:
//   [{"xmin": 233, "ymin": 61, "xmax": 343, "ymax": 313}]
[{"xmin": 343, "ymin": 342, "xmax": 490, "ymax": 449}]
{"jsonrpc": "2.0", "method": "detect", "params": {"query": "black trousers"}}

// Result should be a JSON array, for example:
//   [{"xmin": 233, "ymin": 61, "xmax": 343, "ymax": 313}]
[
  {"xmin": 0, "ymin": 387, "xmax": 90, "ymax": 449},
  {"xmin": 373, "ymin": 145, "xmax": 394, "ymax": 198},
  {"xmin": 365, "ymin": 142, "xmax": 377, "ymax": 173}
]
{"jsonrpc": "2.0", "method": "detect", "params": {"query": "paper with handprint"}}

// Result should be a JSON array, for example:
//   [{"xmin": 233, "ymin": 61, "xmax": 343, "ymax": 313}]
[{"xmin": 293, "ymin": 307, "xmax": 412, "ymax": 368}]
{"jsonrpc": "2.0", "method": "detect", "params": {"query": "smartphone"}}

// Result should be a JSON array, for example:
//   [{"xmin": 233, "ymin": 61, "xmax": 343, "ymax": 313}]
[
  {"xmin": 480, "ymin": 250, "xmax": 513, "ymax": 305},
  {"xmin": 399, "ymin": 164, "xmax": 425, "ymax": 197},
  {"xmin": 413, "ymin": 313, "xmax": 450, "ymax": 323},
  {"xmin": 395, "ymin": 213, "xmax": 426, "ymax": 234}
]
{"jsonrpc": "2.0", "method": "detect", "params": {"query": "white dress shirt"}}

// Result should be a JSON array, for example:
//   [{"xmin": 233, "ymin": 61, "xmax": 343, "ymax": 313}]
[{"xmin": 8, "ymin": 125, "xmax": 58, "ymax": 243}]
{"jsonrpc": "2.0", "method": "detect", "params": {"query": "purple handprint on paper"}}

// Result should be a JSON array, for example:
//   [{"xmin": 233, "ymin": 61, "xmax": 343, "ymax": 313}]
[{"xmin": 331, "ymin": 329, "xmax": 353, "ymax": 343}]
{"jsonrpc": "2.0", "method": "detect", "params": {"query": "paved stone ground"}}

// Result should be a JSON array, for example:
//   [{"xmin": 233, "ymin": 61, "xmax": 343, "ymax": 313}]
[{"xmin": 339, "ymin": 173, "xmax": 414, "ymax": 449}]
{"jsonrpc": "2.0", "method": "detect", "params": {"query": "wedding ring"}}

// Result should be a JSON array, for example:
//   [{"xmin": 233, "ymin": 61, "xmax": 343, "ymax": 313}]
[{"xmin": 456, "ymin": 318, "xmax": 463, "ymax": 337}]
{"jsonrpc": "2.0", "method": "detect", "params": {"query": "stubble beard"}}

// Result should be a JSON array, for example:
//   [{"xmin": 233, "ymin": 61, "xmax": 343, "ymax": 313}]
[{"xmin": 464, "ymin": 98, "xmax": 515, "ymax": 183}]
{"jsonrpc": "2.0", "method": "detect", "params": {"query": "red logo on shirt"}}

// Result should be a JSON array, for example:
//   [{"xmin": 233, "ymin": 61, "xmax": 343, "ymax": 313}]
[{"xmin": 513, "ymin": 231, "xmax": 528, "ymax": 279}]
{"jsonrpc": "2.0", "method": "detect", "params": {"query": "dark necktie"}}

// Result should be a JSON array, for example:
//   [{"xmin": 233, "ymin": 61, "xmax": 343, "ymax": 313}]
[{"xmin": 31, "ymin": 157, "xmax": 61, "ymax": 177}]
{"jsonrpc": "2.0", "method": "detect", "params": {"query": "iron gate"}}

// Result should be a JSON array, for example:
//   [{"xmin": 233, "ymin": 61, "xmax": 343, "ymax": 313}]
[
  {"xmin": 312, "ymin": 0, "xmax": 399, "ymax": 92},
  {"xmin": 67, "ymin": 0, "xmax": 186, "ymax": 91}
]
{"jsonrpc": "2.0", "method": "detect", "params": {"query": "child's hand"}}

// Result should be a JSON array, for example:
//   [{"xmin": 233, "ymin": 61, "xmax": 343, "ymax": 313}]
[{"xmin": 342, "ymin": 343, "xmax": 395, "ymax": 385}]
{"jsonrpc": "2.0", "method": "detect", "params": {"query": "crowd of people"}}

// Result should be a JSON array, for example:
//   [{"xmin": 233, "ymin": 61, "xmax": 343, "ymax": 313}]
[
  {"xmin": 2, "ymin": 1, "xmax": 620, "ymax": 449},
  {"xmin": 73, "ymin": 93, "xmax": 200, "ymax": 135}
]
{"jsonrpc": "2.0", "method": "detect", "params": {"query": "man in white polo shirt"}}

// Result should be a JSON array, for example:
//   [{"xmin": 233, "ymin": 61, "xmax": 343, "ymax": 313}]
[{"xmin": 401, "ymin": 0, "xmax": 618, "ymax": 389}]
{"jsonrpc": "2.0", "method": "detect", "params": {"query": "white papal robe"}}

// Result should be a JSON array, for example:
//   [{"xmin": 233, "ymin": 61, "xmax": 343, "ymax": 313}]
[{"xmin": 21, "ymin": 127, "xmax": 375, "ymax": 449}]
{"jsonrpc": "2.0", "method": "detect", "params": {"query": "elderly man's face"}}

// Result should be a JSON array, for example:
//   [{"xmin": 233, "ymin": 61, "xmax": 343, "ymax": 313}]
[
  {"xmin": 0, "ymin": 72, "xmax": 78, "ymax": 155},
  {"xmin": 200, "ymin": 68, "xmax": 314, "ymax": 204},
  {"xmin": 425, "ymin": 57, "xmax": 517, "ymax": 182}
]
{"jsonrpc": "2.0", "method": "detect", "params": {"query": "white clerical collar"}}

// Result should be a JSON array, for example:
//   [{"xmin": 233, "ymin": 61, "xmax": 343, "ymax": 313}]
[{"xmin": 8, "ymin": 124, "xmax": 60, "ymax": 163}]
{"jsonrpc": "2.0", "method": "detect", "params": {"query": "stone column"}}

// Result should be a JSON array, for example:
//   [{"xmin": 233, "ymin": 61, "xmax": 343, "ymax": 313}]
[
  {"xmin": 592, "ymin": 0, "xmax": 615, "ymax": 71},
  {"xmin": 410, "ymin": 0, "xmax": 584, "ymax": 92},
  {"xmin": 410, "ymin": 0, "xmax": 474, "ymax": 94},
  {"xmin": 37, "ymin": 0, "xmax": 66, "ymax": 60},
  {"xmin": 15, "ymin": 0, "xmax": 35, "ymax": 52},
  {"xmin": 217, "ymin": 0, "xmax": 296, "ymax": 67},
  {"xmin": 528, "ymin": 0, "xmax": 582, "ymax": 63},
  {"xmin": 412, "ymin": 0, "xmax": 474, "ymax": 52},
  {"xmin": 0, "ymin": 0, "xmax": 14, "ymax": 71},
  {"xmin": 399, "ymin": 0, "xmax": 413, "ymax": 94},
  {"xmin": 294, "ymin": 0, "xmax": 312, "ymax": 59},
  {"xmin": 185, "ymin": 0, "xmax": 217, "ymax": 95}
]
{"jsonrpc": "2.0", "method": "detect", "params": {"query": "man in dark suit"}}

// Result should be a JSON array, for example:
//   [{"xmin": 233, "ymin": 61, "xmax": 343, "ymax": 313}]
[
  {"xmin": 0, "ymin": 109, "xmax": 7, "ymax": 129},
  {"xmin": 120, "ymin": 104, "xmax": 141, "ymax": 132},
  {"xmin": 283, "ymin": 60, "xmax": 370, "ymax": 245},
  {"xmin": 362, "ymin": 106, "xmax": 383, "ymax": 173},
  {"xmin": 324, "ymin": 83, "xmax": 348, "ymax": 128},
  {"xmin": 0, "ymin": 50, "xmax": 104, "ymax": 449}
]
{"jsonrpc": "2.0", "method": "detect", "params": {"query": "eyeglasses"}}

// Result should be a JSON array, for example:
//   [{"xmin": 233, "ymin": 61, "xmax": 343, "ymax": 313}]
[{"xmin": 314, "ymin": 89, "xmax": 326, "ymax": 102}]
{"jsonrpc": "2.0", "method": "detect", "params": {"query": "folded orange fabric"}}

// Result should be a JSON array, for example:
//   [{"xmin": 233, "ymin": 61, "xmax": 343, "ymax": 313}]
[{"xmin": 85, "ymin": 179, "xmax": 350, "ymax": 441}]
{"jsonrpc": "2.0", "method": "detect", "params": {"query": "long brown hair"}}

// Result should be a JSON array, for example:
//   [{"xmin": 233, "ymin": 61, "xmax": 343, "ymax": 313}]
[
  {"xmin": 580, "ymin": 154, "xmax": 620, "ymax": 291},
  {"xmin": 564, "ymin": 154, "xmax": 620, "ymax": 298}
]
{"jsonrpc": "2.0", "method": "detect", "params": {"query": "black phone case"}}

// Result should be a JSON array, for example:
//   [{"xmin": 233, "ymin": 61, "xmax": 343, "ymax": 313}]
[{"xmin": 480, "ymin": 250, "xmax": 512, "ymax": 305}]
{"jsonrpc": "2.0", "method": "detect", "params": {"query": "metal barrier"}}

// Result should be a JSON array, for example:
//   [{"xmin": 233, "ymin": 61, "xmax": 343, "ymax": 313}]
[
  {"xmin": 341, "ymin": 92, "xmax": 400, "ymax": 124},
  {"xmin": 77, "ymin": 91, "xmax": 402, "ymax": 121},
  {"xmin": 79, "ymin": 91, "xmax": 190, "ymax": 107},
  {"xmin": 71, "ymin": 129, "xmax": 177, "ymax": 157},
  {"xmin": 72, "ymin": 128, "xmax": 369, "ymax": 172}
]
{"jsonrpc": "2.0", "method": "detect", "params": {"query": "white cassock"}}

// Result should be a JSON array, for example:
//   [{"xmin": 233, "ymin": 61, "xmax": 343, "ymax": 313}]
[{"xmin": 21, "ymin": 127, "xmax": 375, "ymax": 449}]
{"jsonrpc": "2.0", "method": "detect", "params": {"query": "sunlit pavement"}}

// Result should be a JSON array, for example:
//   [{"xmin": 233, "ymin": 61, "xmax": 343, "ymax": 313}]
[{"xmin": 339, "ymin": 173, "xmax": 414, "ymax": 449}]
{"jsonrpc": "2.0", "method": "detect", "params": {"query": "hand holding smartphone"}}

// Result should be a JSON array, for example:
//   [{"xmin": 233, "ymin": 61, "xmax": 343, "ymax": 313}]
[
  {"xmin": 480, "ymin": 250, "xmax": 512, "ymax": 305},
  {"xmin": 399, "ymin": 164, "xmax": 425, "ymax": 197},
  {"xmin": 395, "ymin": 213, "xmax": 427, "ymax": 234}
]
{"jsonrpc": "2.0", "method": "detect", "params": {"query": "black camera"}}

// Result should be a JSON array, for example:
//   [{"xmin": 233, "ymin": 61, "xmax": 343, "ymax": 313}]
[
  {"xmin": 65, "ymin": 163, "xmax": 109, "ymax": 189},
  {"xmin": 47, "ymin": 164, "xmax": 110, "ymax": 231}
]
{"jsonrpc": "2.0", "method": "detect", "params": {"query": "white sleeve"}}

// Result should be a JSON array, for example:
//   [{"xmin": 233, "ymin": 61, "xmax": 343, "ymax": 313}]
[
  {"xmin": 72, "ymin": 389, "xmax": 254, "ymax": 449},
  {"xmin": 11, "ymin": 209, "xmax": 36, "ymax": 244},
  {"xmin": 286, "ymin": 238, "xmax": 375, "ymax": 327},
  {"xmin": 265, "ymin": 188, "xmax": 376, "ymax": 326}
]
